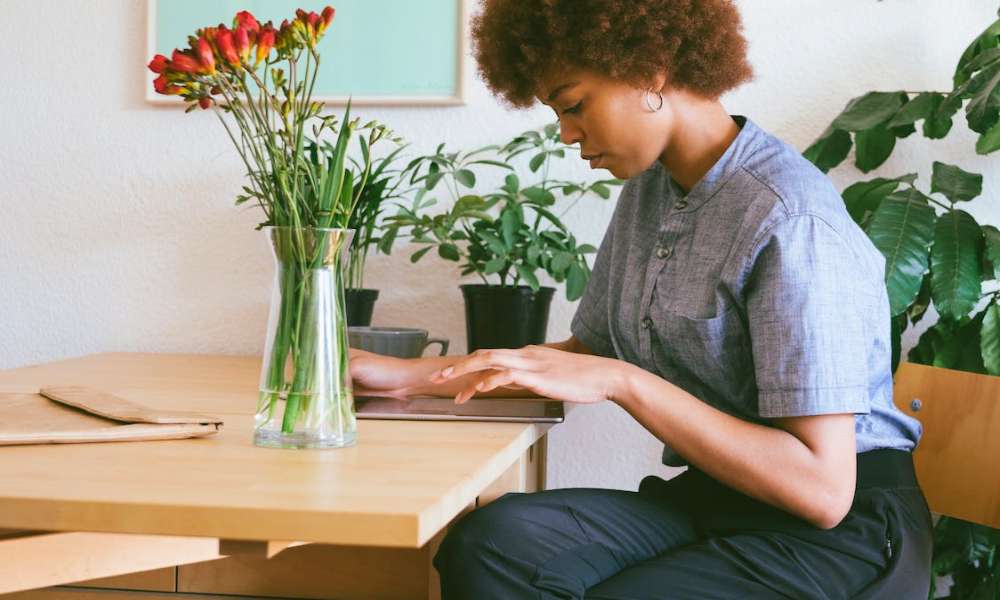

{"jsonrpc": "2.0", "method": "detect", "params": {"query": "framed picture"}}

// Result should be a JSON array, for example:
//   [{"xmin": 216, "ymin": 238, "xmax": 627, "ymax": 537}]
[{"xmin": 146, "ymin": 0, "xmax": 467, "ymax": 106}]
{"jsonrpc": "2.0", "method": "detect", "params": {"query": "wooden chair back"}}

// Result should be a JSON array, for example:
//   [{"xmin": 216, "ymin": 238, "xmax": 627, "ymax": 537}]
[{"xmin": 893, "ymin": 362, "xmax": 1000, "ymax": 528}]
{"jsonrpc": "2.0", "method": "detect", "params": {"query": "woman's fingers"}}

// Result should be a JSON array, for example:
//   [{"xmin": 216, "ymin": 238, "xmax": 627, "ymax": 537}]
[
  {"xmin": 429, "ymin": 348, "xmax": 535, "ymax": 382},
  {"xmin": 455, "ymin": 369, "xmax": 542, "ymax": 404}
]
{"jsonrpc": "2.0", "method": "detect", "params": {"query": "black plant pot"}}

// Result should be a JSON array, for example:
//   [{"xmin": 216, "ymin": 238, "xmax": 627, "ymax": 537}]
[
  {"xmin": 345, "ymin": 288, "xmax": 379, "ymax": 327},
  {"xmin": 460, "ymin": 284, "xmax": 555, "ymax": 351}
]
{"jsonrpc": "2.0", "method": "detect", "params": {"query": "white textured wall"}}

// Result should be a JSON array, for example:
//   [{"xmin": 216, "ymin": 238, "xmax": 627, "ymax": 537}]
[{"xmin": 2, "ymin": 1, "xmax": 998, "ymax": 491}]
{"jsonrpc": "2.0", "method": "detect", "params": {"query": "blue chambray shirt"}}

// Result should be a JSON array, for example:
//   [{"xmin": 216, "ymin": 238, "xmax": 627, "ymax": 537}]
[{"xmin": 571, "ymin": 115, "xmax": 922, "ymax": 467}]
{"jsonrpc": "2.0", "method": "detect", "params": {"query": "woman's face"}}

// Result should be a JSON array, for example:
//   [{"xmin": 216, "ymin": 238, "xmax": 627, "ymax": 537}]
[{"xmin": 537, "ymin": 69, "xmax": 672, "ymax": 180}]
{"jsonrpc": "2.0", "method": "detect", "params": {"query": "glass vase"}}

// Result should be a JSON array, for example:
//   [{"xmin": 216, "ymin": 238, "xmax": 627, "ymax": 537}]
[{"xmin": 255, "ymin": 226, "xmax": 357, "ymax": 449}]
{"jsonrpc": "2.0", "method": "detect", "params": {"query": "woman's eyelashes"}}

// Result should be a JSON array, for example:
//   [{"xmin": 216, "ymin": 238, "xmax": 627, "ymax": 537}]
[{"xmin": 562, "ymin": 101, "xmax": 583, "ymax": 116}]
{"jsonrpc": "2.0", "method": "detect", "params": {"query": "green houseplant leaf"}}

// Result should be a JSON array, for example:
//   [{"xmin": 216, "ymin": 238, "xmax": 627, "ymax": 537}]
[
  {"xmin": 930, "ymin": 161, "xmax": 983, "ymax": 202},
  {"xmin": 842, "ymin": 175, "xmax": 915, "ymax": 226},
  {"xmin": 832, "ymin": 91, "xmax": 908, "ymax": 131},
  {"xmin": 982, "ymin": 301, "xmax": 1000, "ymax": 375},
  {"xmin": 803, "ymin": 125, "xmax": 852, "ymax": 173},
  {"xmin": 866, "ymin": 189, "xmax": 937, "ymax": 315},
  {"xmin": 854, "ymin": 124, "xmax": 897, "ymax": 172},
  {"xmin": 930, "ymin": 209, "xmax": 983, "ymax": 321}
]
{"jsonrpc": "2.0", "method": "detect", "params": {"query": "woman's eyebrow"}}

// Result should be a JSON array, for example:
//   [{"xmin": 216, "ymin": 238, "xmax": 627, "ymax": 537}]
[{"xmin": 547, "ymin": 81, "xmax": 580, "ymax": 102}]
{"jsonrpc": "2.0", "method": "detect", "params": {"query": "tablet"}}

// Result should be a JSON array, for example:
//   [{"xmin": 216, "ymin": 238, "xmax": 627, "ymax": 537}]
[{"xmin": 355, "ymin": 395, "xmax": 564, "ymax": 423}]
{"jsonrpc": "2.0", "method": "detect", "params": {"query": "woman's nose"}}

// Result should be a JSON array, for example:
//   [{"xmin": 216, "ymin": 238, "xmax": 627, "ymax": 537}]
[{"xmin": 559, "ymin": 122, "xmax": 583, "ymax": 146}]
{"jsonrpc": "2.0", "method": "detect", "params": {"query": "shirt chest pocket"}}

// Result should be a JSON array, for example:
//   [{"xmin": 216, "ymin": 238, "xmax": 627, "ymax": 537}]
[{"xmin": 649, "ymin": 300, "xmax": 754, "ymax": 387}]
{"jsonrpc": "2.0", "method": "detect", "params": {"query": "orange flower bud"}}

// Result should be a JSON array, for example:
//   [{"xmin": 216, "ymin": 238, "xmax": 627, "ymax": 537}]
[
  {"xmin": 216, "ymin": 26, "xmax": 240, "ymax": 67},
  {"xmin": 147, "ymin": 54, "xmax": 168, "ymax": 74},
  {"xmin": 170, "ymin": 49, "xmax": 201, "ymax": 74},
  {"xmin": 153, "ymin": 74, "xmax": 182, "ymax": 95},
  {"xmin": 255, "ymin": 24, "xmax": 276, "ymax": 66},
  {"xmin": 196, "ymin": 38, "xmax": 216, "ymax": 75},
  {"xmin": 317, "ymin": 6, "xmax": 335, "ymax": 35},
  {"xmin": 199, "ymin": 96, "xmax": 213, "ymax": 110},
  {"xmin": 235, "ymin": 26, "xmax": 251, "ymax": 62},
  {"xmin": 234, "ymin": 10, "xmax": 260, "ymax": 35}
]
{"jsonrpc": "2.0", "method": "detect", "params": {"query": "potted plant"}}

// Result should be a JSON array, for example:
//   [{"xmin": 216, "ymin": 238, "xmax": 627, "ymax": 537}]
[
  {"xmin": 148, "ymin": 6, "xmax": 400, "ymax": 449},
  {"xmin": 803, "ymin": 7, "xmax": 1000, "ymax": 596},
  {"xmin": 343, "ymin": 143, "xmax": 410, "ymax": 326},
  {"xmin": 385, "ymin": 123, "xmax": 621, "ymax": 351}
]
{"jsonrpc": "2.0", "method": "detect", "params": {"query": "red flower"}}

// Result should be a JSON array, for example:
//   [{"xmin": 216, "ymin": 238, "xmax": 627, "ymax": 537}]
[
  {"xmin": 152, "ymin": 74, "xmax": 181, "ymax": 95},
  {"xmin": 255, "ymin": 24, "xmax": 276, "ymax": 66},
  {"xmin": 147, "ymin": 54, "xmax": 168, "ymax": 74},
  {"xmin": 235, "ymin": 26, "xmax": 251, "ymax": 62},
  {"xmin": 199, "ymin": 96, "xmax": 213, "ymax": 110},
  {"xmin": 196, "ymin": 38, "xmax": 216, "ymax": 74},
  {"xmin": 235, "ymin": 11, "xmax": 260, "ymax": 35},
  {"xmin": 317, "ymin": 6, "xmax": 335, "ymax": 35},
  {"xmin": 216, "ymin": 26, "xmax": 240, "ymax": 66},
  {"xmin": 170, "ymin": 49, "xmax": 201, "ymax": 74}
]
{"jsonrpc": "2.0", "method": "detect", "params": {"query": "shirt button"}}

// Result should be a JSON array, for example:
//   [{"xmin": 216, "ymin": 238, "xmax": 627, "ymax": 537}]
[
  {"xmin": 641, "ymin": 317, "xmax": 653, "ymax": 330},
  {"xmin": 655, "ymin": 245, "xmax": 672, "ymax": 259},
  {"xmin": 675, "ymin": 199, "xmax": 688, "ymax": 210}
]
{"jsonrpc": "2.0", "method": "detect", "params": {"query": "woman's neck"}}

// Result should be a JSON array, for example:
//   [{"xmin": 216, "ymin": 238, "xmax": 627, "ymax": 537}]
[{"xmin": 658, "ymin": 95, "xmax": 742, "ymax": 194}]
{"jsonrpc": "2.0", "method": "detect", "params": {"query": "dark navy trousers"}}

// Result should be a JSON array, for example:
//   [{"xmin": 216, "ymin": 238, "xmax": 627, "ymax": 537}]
[{"xmin": 432, "ymin": 449, "xmax": 932, "ymax": 599}]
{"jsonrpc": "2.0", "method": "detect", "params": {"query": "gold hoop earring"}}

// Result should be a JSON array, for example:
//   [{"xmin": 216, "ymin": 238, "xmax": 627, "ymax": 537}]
[{"xmin": 644, "ymin": 88, "xmax": 664, "ymax": 112}]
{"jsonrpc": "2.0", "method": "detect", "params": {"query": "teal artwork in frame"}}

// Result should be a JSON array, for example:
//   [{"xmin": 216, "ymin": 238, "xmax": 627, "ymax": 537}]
[{"xmin": 146, "ymin": 0, "xmax": 466, "ymax": 105}]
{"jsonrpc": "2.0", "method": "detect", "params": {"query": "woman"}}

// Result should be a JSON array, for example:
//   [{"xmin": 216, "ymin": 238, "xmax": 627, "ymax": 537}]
[{"xmin": 350, "ymin": 0, "xmax": 933, "ymax": 597}]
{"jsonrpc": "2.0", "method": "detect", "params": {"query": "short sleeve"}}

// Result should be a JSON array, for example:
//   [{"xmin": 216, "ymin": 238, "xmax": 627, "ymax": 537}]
[
  {"xmin": 570, "ymin": 208, "xmax": 619, "ymax": 359},
  {"xmin": 745, "ymin": 214, "xmax": 873, "ymax": 418}
]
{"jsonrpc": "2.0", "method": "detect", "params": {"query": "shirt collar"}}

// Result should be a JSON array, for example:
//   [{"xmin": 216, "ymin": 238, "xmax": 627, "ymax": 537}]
[{"xmin": 663, "ymin": 115, "xmax": 766, "ymax": 212}]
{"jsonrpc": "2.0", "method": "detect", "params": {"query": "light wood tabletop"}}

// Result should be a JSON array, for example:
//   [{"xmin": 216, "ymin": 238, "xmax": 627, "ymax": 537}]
[
  {"xmin": 0, "ymin": 352, "xmax": 553, "ymax": 598},
  {"xmin": 0, "ymin": 353, "xmax": 552, "ymax": 548}
]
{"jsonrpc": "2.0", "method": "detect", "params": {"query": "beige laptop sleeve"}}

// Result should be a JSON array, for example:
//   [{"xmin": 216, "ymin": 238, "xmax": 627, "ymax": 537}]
[{"xmin": 0, "ymin": 386, "xmax": 223, "ymax": 446}]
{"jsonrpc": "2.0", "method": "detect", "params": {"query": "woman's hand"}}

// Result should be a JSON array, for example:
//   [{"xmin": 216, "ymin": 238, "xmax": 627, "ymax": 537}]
[
  {"xmin": 428, "ymin": 345, "xmax": 633, "ymax": 405},
  {"xmin": 349, "ymin": 349, "xmax": 428, "ymax": 399}
]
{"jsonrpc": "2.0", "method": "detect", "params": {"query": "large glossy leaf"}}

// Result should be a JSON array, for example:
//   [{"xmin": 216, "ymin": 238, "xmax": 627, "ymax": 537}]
[
  {"xmin": 975, "ymin": 118, "xmax": 1000, "ymax": 154},
  {"xmin": 982, "ymin": 302, "xmax": 1000, "ymax": 375},
  {"xmin": 833, "ymin": 92, "xmax": 907, "ymax": 131},
  {"xmin": 803, "ymin": 126, "xmax": 852, "ymax": 173},
  {"xmin": 866, "ymin": 189, "xmax": 937, "ymax": 315},
  {"xmin": 842, "ymin": 175, "xmax": 914, "ymax": 227},
  {"xmin": 954, "ymin": 14, "xmax": 1000, "ymax": 86},
  {"xmin": 984, "ymin": 225, "xmax": 1000, "ymax": 280},
  {"xmin": 854, "ymin": 124, "xmax": 896, "ymax": 172},
  {"xmin": 887, "ymin": 92, "xmax": 941, "ymax": 127},
  {"xmin": 931, "ymin": 209, "xmax": 983, "ymax": 320},
  {"xmin": 964, "ymin": 64, "xmax": 1000, "ymax": 133},
  {"xmin": 930, "ymin": 162, "xmax": 983, "ymax": 202},
  {"xmin": 566, "ymin": 262, "xmax": 587, "ymax": 301},
  {"xmin": 909, "ymin": 316, "xmax": 986, "ymax": 373}
]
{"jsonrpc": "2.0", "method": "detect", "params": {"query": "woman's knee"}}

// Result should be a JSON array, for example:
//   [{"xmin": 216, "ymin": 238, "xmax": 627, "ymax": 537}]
[{"xmin": 434, "ymin": 492, "xmax": 529, "ymax": 568}]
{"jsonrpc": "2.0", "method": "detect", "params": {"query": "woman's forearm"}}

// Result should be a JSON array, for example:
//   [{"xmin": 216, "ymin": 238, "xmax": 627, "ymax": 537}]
[
  {"xmin": 613, "ymin": 363, "xmax": 855, "ymax": 529},
  {"xmin": 353, "ymin": 337, "xmax": 584, "ymax": 398}
]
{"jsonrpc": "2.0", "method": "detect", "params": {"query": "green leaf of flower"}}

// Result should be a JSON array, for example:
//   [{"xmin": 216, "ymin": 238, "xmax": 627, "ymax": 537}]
[
  {"xmin": 529, "ymin": 153, "xmax": 547, "ymax": 173},
  {"xmin": 515, "ymin": 264, "xmax": 540, "ymax": 291},
  {"xmin": 438, "ymin": 243, "xmax": 460, "ymax": 261},
  {"xmin": 455, "ymin": 169, "xmax": 476, "ymax": 188},
  {"xmin": 410, "ymin": 246, "xmax": 433, "ymax": 263},
  {"xmin": 483, "ymin": 257, "xmax": 506, "ymax": 274},
  {"xmin": 566, "ymin": 262, "xmax": 587, "ymax": 301}
]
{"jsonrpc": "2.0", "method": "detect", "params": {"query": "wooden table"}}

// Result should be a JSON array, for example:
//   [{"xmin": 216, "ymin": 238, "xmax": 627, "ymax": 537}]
[{"xmin": 0, "ymin": 353, "xmax": 552, "ymax": 599}]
